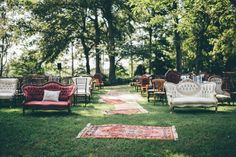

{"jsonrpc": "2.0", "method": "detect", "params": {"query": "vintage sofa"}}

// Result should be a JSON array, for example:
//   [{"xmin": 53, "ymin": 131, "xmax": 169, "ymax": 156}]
[
  {"xmin": 164, "ymin": 79, "xmax": 218, "ymax": 112},
  {"xmin": 0, "ymin": 78, "xmax": 18, "ymax": 106},
  {"xmin": 22, "ymin": 82, "xmax": 76, "ymax": 115}
]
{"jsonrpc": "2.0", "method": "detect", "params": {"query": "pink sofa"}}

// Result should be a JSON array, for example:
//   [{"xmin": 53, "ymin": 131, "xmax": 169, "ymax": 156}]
[{"xmin": 22, "ymin": 82, "xmax": 76, "ymax": 115}]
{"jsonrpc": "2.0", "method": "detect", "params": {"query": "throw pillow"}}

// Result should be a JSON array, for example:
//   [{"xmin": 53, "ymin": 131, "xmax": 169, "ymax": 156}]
[{"xmin": 43, "ymin": 90, "xmax": 60, "ymax": 102}]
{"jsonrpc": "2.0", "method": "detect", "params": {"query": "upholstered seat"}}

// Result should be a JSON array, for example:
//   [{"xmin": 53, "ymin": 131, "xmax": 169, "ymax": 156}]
[
  {"xmin": 208, "ymin": 76, "xmax": 231, "ymax": 104},
  {"xmin": 172, "ymin": 97, "xmax": 217, "ymax": 105},
  {"xmin": 164, "ymin": 79, "xmax": 218, "ymax": 112},
  {"xmin": 72, "ymin": 77, "xmax": 91, "ymax": 105},
  {"xmin": 0, "ymin": 78, "xmax": 18, "ymax": 105},
  {"xmin": 22, "ymin": 82, "xmax": 76, "ymax": 115}
]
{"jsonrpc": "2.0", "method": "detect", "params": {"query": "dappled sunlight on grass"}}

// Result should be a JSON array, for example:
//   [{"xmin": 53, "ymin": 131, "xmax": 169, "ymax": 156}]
[
  {"xmin": 73, "ymin": 102, "xmax": 114, "ymax": 117},
  {"xmin": 1, "ymin": 85, "xmax": 236, "ymax": 157},
  {"xmin": 0, "ymin": 108, "xmax": 22, "ymax": 113}
]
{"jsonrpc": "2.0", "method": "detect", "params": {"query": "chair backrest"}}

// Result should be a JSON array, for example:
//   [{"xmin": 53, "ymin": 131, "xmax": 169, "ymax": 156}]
[
  {"xmin": 140, "ymin": 76, "xmax": 149, "ymax": 87},
  {"xmin": 165, "ymin": 70, "xmax": 181, "ymax": 84},
  {"xmin": 208, "ymin": 76, "xmax": 224, "ymax": 94},
  {"xmin": 22, "ymin": 82, "xmax": 75, "ymax": 101},
  {"xmin": 176, "ymin": 79, "xmax": 201, "ymax": 96},
  {"xmin": 0, "ymin": 78, "xmax": 18, "ymax": 93},
  {"xmin": 93, "ymin": 73, "xmax": 103, "ymax": 83},
  {"xmin": 152, "ymin": 79, "xmax": 165, "ymax": 91},
  {"xmin": 72, "ymin": 77, "xmax": 88, "ymax": 93}
]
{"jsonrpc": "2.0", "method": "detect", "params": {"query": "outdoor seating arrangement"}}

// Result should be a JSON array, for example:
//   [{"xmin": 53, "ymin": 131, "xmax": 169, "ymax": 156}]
[
  {"xmin": 0, "ymin": 78, "xmax": 19, "ymax": 106},
  {"xmin": 93, "ymin": 73, "xmax": 104, "ymax": 89},
  {"xmin": 72, "ymin": 76, "xmax": 92, "ymax": 105},
  {"xmin": 22, "ymin": 82, "xmax": 76, "ymax": 115},
  {"xmin": 208, "ymin": 75, "xmax": 231, "ymax": 104},
  {"xmin": 164, "ymin": 79, "xmax": 218, "ymax": 112},
  {"xmin": 165, "ymin": 70, "xmax": 181, "ymax": 84},
  {"xmin": 151, "ymin": 79, "xmax": 166, "ymax": 105}
]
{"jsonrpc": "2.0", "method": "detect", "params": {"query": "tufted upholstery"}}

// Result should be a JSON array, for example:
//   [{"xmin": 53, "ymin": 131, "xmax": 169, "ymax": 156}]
[
  {"xmin": 164, "ymin": 79, "xmax": 218, "ymax": 112},
  {"xmin": 22, "ymin": 82, "xmax": 76, "ymax": 115},
  {"xmin": 0, "ymin": 78, "xmax": 18, "ymax": 104}
]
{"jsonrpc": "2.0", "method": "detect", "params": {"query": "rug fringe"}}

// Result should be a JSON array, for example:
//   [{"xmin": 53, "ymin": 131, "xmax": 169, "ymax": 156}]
[
  {"xmin": 172, "ymin": 126, "xmax": 178, "ymax": 141},
  {"xmin": 76, "ymin": 123, "xmax": 92, "ymax": 138}
]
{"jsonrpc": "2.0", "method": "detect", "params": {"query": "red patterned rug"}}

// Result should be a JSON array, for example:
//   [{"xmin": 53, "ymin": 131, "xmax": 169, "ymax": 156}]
[
  {"xmin": 102, "ymin": 98, "xmax": 126, "ymax": 105},
  {"xmin": 77, "ymin": 123, "xmax": 178, "ymax": 140},
  {"xmin": 104, "ymin": 108, "xmax": 148, "ymax": 115}
]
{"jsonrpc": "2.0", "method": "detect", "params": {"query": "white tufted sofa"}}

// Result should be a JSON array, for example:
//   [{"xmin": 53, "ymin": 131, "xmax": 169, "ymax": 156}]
[
  {"xmin": 0, "ymin": 78, "xmax": 18, "ymax": 105},
  {"xmin": 164, "ymin": 79, "xmax": 218, "ymax": 112}
]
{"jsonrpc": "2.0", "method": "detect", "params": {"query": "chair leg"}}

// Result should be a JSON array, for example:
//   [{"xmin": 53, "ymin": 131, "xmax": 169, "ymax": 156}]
[
  {"xmin": 154, "ymin": 94, "xmax": 156, "ymax": 105},
  {"xmin": 23, "ymin": 107, "xmax": 25, "ymax": 116},
  {"xmin": 68, "ymin": 107, "xmax": 71, "ymax": 113}
]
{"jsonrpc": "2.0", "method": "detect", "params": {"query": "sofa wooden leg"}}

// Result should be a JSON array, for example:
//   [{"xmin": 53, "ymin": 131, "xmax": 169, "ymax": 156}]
[
  {"xmin": 68, "ymin": 107, "xmax": 71, "ymax": 113},
  {"xmin": 215, "ymin": 106, "xmax": 218, "ymax": 113},
  {"xmin": 23, "ymin": 108, "xmax": 25, "ymax": 116}
]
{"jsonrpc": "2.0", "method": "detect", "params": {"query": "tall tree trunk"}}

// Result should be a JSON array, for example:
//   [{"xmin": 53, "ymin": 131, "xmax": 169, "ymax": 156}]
[
  {"xmin": 148, "ymin": 27, "xmax": 152, "ymax": 74},
  {"xmin": 81, "ymin": 10, "xmax": 90, "ymax": 74},
  {"xmin": 103, "ymin": 0, "xmax": 116, "ymax": 84},
  {"xmin": 196, "ymin": 37, "xmax": 203, "ymax": 73},
  {"xmin": 173, "ymin": 1, "xmax": 182, "ymax": 73},
  {"xmin": 174, "ymin": 29, "xmax": 181, "ymax": 73},
  {"xmin": 81, "ymin": 38, "xmax": 91, "ymax": 74},
  {"xmin": 94, "ymin": 6, "xmax": 101, "ymax": 74},
  {"xmin": 109, "ymin": 55, "xmax": 116, "ymax": 84}
]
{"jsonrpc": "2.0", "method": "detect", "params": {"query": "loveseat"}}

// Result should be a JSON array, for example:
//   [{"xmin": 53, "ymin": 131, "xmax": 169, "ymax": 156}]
[
  {"xmin": 22, "ymin": 82, "xmax": 76, "ymax": 115},
  {"xmin": 164, "ymin": 79, "xmax": 218, "ymax": 112},
  {"xmin": 0, "ymin": 78, "xmax": 18, "ymax": 106}
]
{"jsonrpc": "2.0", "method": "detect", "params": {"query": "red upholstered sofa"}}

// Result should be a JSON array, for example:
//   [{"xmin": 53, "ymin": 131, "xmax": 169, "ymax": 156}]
[{"xmin": 22, "ymin": 82, "xmax": 76, "ymax": 115}]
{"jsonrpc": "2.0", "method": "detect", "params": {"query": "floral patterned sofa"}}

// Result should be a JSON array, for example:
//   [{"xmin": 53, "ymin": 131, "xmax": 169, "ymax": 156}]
[
  {"xmin": 22, "ymin": 82, "xmax": 76, "ymax": 115},
  {"xmin": 164, "ymin": 79, "xmax": 218, "ymax": 112}
]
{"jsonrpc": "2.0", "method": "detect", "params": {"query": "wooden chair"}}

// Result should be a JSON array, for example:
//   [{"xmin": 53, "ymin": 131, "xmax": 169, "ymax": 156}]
[
  {"xmin": 140, "ymin": 76, "xmax": 150, "ymax": 96},
  {"xmin": 165, "ymin": 69, "xmax": 181, "ymax": 84},
  {"xmin": 153, "ymin": 79, "xmax": 166, "ymax": 105}
]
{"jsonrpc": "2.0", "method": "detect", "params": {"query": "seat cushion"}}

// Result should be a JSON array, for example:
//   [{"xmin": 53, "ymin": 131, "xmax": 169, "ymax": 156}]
[
  {"xmin": 24, "ymin": 101, "xmax": 69, "ymax": 108},
  {"xmin": 75, "ymin": 89, "xmax": 91, "ymax": 96},
  {"xmin": 216, "ymin": 94, "xmax": 230, "ymax": 99},
  {"xmin": 0, "ymin": 93, "xmax": 15, "ymax": 99},
  {"xmin": 172, "ymin": 97, "xmax": 217, "ymax": 105}
]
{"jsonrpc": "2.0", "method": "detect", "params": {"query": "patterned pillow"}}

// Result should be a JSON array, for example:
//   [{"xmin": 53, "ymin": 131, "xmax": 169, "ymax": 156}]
[{"xmin": 43, "ymin": 90, "xmax": 60, "ymax": 102}]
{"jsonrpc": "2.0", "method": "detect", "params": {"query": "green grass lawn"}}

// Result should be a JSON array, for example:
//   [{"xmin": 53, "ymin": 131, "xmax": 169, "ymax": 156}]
[{"xmin": 1, "ymin": 86, "xmax": 236, "ymax": 157}]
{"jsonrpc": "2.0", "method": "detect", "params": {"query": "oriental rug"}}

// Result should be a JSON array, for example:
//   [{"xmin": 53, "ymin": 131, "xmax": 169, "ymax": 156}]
[
  {"xmin": 104, "ymin": 108, "xmax": 148, "ymax": 115},
  {"xmin": 102, "ymin": 98, "xmax": 126, "ymax": 105},
  {"xmin": 77, "ymin": 123, "xmax": 178, "ymax": 140}
]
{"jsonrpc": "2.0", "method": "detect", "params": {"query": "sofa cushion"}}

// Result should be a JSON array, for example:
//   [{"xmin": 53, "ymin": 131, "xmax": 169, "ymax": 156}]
[
  {"xmin": 43, "ymin": 90, "xmax": 60, "ymax": 101},
  {"xmin": 24, "ymin": 101, "xmax": 69, "ymax": 107},
  {"xmin": 172, "ymin": 97, "xmax": 217, "ymax": 105},
  {"xmin": 0, "ymin": 93, "xmax": 15, "ymax": 99}
]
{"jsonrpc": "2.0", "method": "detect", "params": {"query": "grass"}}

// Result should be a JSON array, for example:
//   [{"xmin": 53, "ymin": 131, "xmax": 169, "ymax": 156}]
[{"xmin": 1, "ymin": 85, "xmax": 236, "ymax": 157}]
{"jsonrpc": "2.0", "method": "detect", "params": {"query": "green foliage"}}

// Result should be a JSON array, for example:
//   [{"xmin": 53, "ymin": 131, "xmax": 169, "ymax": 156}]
[{"xmin": 8, "ymin": 50, "xmax": 44, "ymax": 76}]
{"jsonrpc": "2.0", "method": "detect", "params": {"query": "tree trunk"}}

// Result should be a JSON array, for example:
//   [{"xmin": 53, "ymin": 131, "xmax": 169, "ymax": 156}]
[
  {"xmin": 103, "ymin": 0, "xmax": 116, "ymax": 84},
  {"xmin": 80, "ymin": 10, "xmax": 90, "ymax": 74},
  {"xmin": 94, "ymin": 6, "xmax": 101, "ymax": 73},
  {"xmin": 81, "ymin": 38, "xmax": 91, "ymax": 74},
  {"xmin": 109, "ymin": 55, "xmax": 116, "ymax": 84},
  {"xmin": 148, "ymin": 27, "xmax": 152, "ymax": 74},
  {"xmin": 173, "ymin": 1, "xmax": 182, "ymax": 73},
  {"xmin": 174, "ymin": 29, "xmax": 182, "ymax": 73}
]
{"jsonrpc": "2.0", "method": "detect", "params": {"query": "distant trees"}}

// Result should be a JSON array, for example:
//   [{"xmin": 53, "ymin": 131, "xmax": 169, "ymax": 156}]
[{"xmin": 1, "ymin": 0, "xmax": 235, "ymax": 81}]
